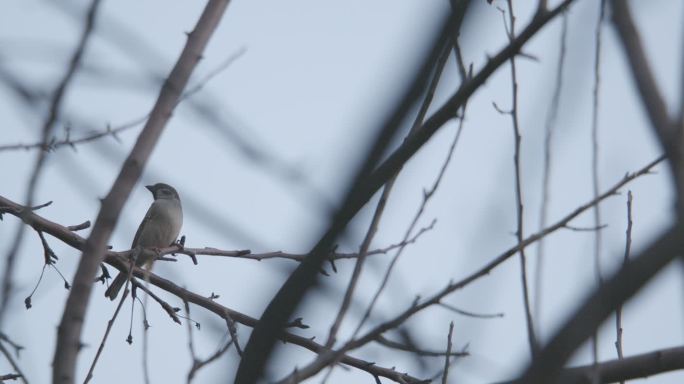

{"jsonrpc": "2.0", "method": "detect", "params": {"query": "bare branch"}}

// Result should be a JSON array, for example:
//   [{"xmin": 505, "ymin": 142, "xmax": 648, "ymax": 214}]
[
  {"xmin": 615, "ymin": 191, "xmax": 632, "ymax": 378},
  {"xmin": 325, "ymin": 33, "xmax": 454, "ymax": 350},
  {"xmin": 0, "ymin": 116, "xmax": 144, "ymax": 152},
  {"xmin": 563, "ymin": 224, "xmax": 607, "ymax": 232},
  {"xmin": 0, "ymin": 334, "xmax": 24, "ymax": 358},
  {"xmin": 0, "ymin": 194, "xmax": 424, "ymax": 384},
  {"xmin": 52, "ymin": 1, "xmax": 233, "ymax": 382},
  {"xmin": 374, "ymin": 335, "xmax": 467, "ymax": 358},
  {"xmin": 0, "ymin": 0, "xmax": 103, "ymax": 326},
  {"xmin": 187, "ymin": 336, "xmax": 234, "ymax": 383},
  {"xmin": 611, "ymin": 0, "xmax": 677, "ymax": 174},
  {"xmin": 235, "ymin": 11, "xmax": 460, "ymax": 382},
  {"xmin": 268, "ymin": 156, "xmax": 664, "ymax": 384},
  {"xmin": 503, "ymin": 0, "xmax": 538, "ymax": 358},
  {"xmin": 516, "ymin": 225, "xmax": 682, "ymax": 381},
  {"xmin": 0, "ymin": 373, "xmax": 22, "ymax": 382},
  {"xmin": 590, "ymin": 0, "xmax": 607, "ymax": 366},
  {"xmin": 500, "ymin": 345, "xmax": 684, "ymax": 384},
  {"xmin": 184, "ymin": 300, "xmax": 199, "ymax": 383},
  {"xmin": 534, "ymin": 0, "xmax": 568, "ymax": 332},
  {"xmin": 0, "ymin": 342, "xmax": 27, "ymax": 384},
  {"xmin": 354, "ymin": 71, "xmax": 467, "ymax": 337},
  {"xmin": 437, "ymin": 302, "xmax": 504, "ymax": 319},
  {"xmin": 0, "ymin": 47, "xmax": 246, "ymax": 154},
  {"xmin": 441, "ymin": 322, "xmax": 455, "ymax": 384},
  {"xmin": 83, "ymin": 269, "xmax": 134, "ymax": 384},
  {"xmin": 131, "ymin": 280, "xmax": 181, "ymax": 324}
]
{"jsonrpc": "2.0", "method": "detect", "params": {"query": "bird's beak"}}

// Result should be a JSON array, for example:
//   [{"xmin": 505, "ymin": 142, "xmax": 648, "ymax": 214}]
[{"xmin": 145, "ymin": 185, "xmax": 155, "ymax": 193}]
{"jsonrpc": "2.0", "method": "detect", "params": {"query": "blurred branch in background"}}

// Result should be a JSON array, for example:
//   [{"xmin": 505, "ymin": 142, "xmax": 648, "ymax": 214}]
[
  {"xmin": 0, "ymin": 194, "xmax": 427, "ymax": 384},
  {"xmin": 589, "ymin": 0, "xmax": 607, "ymax": 368},
  {"xmin": 49, "ymin": 0, "xmax": 334, "ymax": 212},
  {"xmin": 517, "ymin": 0, "xmax": 684, "ymax": 382},
  {"xmin": 535, "ymin": 7, "xmax": 568, "ymax": 331},
  {"xmin": 52, "ymin": 1, "xmax": 233, "ymax": 382},
  {"xmin": 1, "ymin": 0, "xmax": 683, "ymax": 383},
  {"xmin": 238, "ymin": 1, "xmax": 577, "ymax": 383},
  {"xmin": 0, "ymin": 153, "xmax": 669, "ymax": 381},
  {"xmin": 500, "ymin": 345, "xmax": 684, "ymax": 384},
  {"xmin": 0, "ymin": 0, "xmax": 103, "ymax": 329},
  {"xmin": 500, "ymin": 0, "xmax": 538, "ymax": 359}
]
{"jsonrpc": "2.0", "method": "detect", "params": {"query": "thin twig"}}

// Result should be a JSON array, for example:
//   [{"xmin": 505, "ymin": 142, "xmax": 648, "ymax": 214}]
[
  {"xmin": 441, "ymin": 322, "xmax": 455, "ymax": 384},
  {"xmin": 0, "ymin": 334, "xmax": 24, "ymax": 358},
  {"xmin": 0, "ymin": 342, "xmax": 27, "ymax": 384},
  {"xmin": 448, "ymin": 0, "xmax": 469, "ymax": 81},
  {"xmin": 222, "ymin": 314, "xmax": 243, "ymax": 356},
  {"xmin": 67, "ymin": 221, "xmax": 91, "ymax": 231},
  {"xmin": 0, "ymin": 47, "xmax": 246, "ymax": 154},
  {"xmin": 187, "ymin": 336, "xmax": 234, "ymax": 383},
  {"xmin": 374, "ymin": 334, "xmax": 467, "ymax": 358},
  {"xmin": 437, "ymin": 302, "xmax": 504, "ymax": 319},
  {"xmin": 131, "ymin": 280, "xmax": 181, "ymax": 324},
  {"xmin": 0, "ymin": 116, "xmax": 144, "ymax": 152},
  {"xmin": 270, "ymin": 156, "xmax": 664, "ymax": 384},
  {"xmin": 325, "ymin": 33, "xmax": 453, "ymax": 350},
  {"xmin": 83, "ymin": 261, "xmax": 134, "ymax": 384},
  {"xmin": 504, "ymin": 0, "xmax": 538, "ymax": 358},
  {"xmin": 142, "ymin": 293, "xmax": 151, "ymax": 384},
  {"xmin": 184, "ymin": 300, "xmax": 199, "ymax": 383},
  {"xmin": 178, "ymin": 46, "xmax": 246, "ymax": 104},
  {"xmin": 150, "ymin": 226, "xmax": 432, "ymax": 263},
  {"xmin": 615, "ymin": 191, "xmax": 632, "ymax": 384},
  {"xmin": 354, "ymin": 96, "xmax": 468, "ymax": 338},
  {"xmin": 186, "ymin": 301, "xmax": 241, "ymax": 383},
  {"xmin": 563, "ymin": 224, "xmax": 607, "ymax": 232}
]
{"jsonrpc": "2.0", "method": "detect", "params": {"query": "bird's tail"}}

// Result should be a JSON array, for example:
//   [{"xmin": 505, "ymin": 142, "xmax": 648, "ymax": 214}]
[{"xmin": 104, "ymin": 273, "xmax": 127, "ymax": 301}]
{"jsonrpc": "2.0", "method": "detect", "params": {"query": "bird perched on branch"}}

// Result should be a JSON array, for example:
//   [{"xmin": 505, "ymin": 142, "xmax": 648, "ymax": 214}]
[{"xmin": 104, "ymin": 183, "xmax": 183, "ymax": 300}]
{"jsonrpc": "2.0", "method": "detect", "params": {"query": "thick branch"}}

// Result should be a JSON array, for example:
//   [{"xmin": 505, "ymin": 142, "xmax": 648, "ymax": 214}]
[
  {"xmin": 516, "ymin": 224, "xmax": 683, "ymax": 382},
  {"xmin": 611, "ymin": 0, "xmax": 676, "ymax": 165},
  {"xmin": 236, "ymin": 2, "xmax": 577, "ymax": 382},
  {"xmin": 51, "ymin": 1, "xmax": 232, "ymax": 383},
  {"xmin": 499, "ymin": 345, "xmax": 684, "ymax": 383},
  {"xmin": 270, "ymin": 156, "xmax": 664, "ymax": 383}
]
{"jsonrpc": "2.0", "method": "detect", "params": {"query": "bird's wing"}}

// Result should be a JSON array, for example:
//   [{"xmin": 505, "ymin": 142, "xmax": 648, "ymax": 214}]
[{"xmin": 131, "ymin": 204, "xmax": 156, "ymax": 248}]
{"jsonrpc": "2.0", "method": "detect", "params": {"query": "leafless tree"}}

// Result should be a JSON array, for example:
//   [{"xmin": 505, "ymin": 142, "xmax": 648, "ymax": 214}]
[{"xmin": 0, "ymin": 1, "xmax": 682, "ymax": 383}]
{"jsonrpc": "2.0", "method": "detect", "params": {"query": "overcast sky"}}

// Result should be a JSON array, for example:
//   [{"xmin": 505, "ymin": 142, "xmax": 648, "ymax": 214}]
[{"xmin": 1, "ymin": 1, "xmax": 682, "ymax": 383}]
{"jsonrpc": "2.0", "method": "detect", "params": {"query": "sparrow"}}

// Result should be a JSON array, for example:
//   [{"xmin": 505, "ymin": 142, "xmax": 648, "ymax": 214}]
[{"xmin": 105, "ymin": 183, "xmax": 183, "ymax": 300}]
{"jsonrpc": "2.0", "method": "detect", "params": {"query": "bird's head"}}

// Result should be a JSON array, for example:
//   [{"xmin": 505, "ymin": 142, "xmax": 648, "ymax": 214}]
[{"xmin": 146, "ymin": 183, "xmax": 180, "ymax": 200}]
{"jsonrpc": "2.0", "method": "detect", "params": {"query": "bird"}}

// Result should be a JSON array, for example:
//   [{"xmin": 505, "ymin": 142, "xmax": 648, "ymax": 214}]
[{"xmin": 104, "ymin": 183, "xmax": 183, "ymax": 300}]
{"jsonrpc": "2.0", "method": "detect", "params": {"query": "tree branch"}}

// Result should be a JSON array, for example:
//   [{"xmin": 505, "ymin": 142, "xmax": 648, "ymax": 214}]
[
  {"xmin": 0, "ymin": 0, "xmax": 103, "ymax": 327},
  {"xmin": 0, "ymin": 194, "xmax": 425, "ymax": 384},
  {"xmin": 499, "ymin": 345, "xmax": 684, "ymax": 384},
  {"xmin": 51, "ymin": 1, "xmax": 233, "ymax": 382},
  {"xmin": 610, "ymin": 0, "xmax": 676, "ymax": 170}
]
